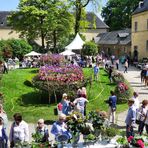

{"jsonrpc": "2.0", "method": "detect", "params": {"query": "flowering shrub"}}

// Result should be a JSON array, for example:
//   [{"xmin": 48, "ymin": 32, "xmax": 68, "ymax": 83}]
[
  {"xmin": 118, "ymin": 82, "xmax": 128, "ymax": 93},
  {"xmin": 40, "ymin": 54, "xmax": 65, "ymax": 66},
  {"xmin": 111, "ymin": 71, "xmax": 125, "ymax": 83},
  {"xmin": 127, "ymin": 136, "xmax": 145, "ymax": 148},
  {"xmin": 114, "ymin": 81, "xmax": 133, "ymax": 104},
  {"xmin": 33, "ymin": 64, "xmax": 85, "ymax": 103},
  {"xmin": 38, "ymin": 65, "xmax": 84, "ymax": 84}
]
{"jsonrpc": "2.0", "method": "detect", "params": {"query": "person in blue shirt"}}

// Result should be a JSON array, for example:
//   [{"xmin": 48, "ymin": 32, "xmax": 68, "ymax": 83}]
[
  {"xmin": 108, "ymin": 91, "xmax": 117, "ymax": 124},
  {"xmin": 93, "ymin": 64, "xmax": 99, "ymax": 81},
  {"xmin": 51, "ymin": 114, "xmax": 72, "ymax": 141},
  {"xmin": 61, "ymin": 93, "xmax": 71, "ymax": 115},
  {"xmin": 125, "ymin": 98, "xmax": 136, "ymax": 138}
]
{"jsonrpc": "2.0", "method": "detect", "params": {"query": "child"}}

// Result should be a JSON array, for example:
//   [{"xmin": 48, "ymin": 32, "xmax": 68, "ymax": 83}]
[{"xmin": 0, "ymin": 117, "xmax": 8, "ymax": 148}]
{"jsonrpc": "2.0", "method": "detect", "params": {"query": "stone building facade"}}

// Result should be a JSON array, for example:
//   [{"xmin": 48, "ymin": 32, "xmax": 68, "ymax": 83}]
[
  {"xmin": 0, "ymin": 11, "xmax": 109, "ymax": 44},
  {"xmin": 132, "ymin": 0, "xmax": 148, "ymax": 60}
]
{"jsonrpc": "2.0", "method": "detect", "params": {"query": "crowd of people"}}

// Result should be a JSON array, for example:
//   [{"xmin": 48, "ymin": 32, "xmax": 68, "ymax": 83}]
[{"xmin": 125, "ymin": 92, "xmax": 148, "ymax": 138}]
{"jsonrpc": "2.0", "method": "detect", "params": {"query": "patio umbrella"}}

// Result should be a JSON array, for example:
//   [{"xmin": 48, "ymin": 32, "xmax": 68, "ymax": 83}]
[{"xmin": 24, "ymin": 51, "xmax": 42, "ymax": 56}]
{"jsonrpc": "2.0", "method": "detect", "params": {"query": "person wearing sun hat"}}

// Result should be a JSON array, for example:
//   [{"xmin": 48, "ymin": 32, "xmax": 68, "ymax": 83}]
[
  {"xmin": 125, "ymin": 98, "xmax": 136, "ymax": 138},
  {"xmin": 61, "ymin": 93, "xmax": 71, "ymax": 115}
]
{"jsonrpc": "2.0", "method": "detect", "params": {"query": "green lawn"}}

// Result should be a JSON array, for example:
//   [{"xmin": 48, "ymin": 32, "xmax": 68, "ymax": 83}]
[
  {"xmin": 0, "ymin": 68, "xmax": 127, "ymax": 123},
  {"xmin": 83, "ymin": 68, "xmax": 127, "ymax": 113}
]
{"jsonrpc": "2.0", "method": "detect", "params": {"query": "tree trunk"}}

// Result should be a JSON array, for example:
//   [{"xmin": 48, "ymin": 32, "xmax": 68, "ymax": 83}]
[
  {"xmin": 75, "ymin": 0, "xmax": 90, "ymax": 34},
  {"xmin": 41, "ymin": 31, "xmax": 45, "ymax": 49},
  {"xmin": 40, "ymin": 16, "xmax": 45, "ymax": 50},
  {"xmin": 75, "ymin": 0, "xmax": 82, "ymax": 34},
  {"xmin": 53, "ymin": 30, "xmax": 57, "ymax": 49}
]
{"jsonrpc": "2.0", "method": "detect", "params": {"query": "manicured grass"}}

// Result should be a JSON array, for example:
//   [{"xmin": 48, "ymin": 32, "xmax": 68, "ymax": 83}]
[
  {"xmin": 0, "ymin": 68, "xmax": 127, "ymax": 123},
  {"xmin": 83, "ymin": 68, "xmax": 127, "ymax": 113}
]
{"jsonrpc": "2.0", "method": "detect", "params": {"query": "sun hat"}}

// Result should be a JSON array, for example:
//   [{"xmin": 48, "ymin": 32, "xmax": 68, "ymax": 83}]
[{"xmin": 62, "ymin": 93, "xmax": 67, "ymax": 98}]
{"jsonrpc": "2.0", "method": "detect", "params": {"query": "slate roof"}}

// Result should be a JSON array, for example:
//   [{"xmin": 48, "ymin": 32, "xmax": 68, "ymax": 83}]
[
  {"xmin": 0, "ymin": 11, "xmax": 109, "ymax": 29},
  {"xmin": 133, "ymin": 0, "xmax": 148, "ymax": 15},
  {"xmin": 0, "ymin": 11, "xmax": 11, "ymax": 28},
  {"xmin": 96, "ymin": 28, "xmax": 131, "ymax": 45},
  {"xmin": 86, "ymin": 12, "xmax": 109, "ymax": 29}
]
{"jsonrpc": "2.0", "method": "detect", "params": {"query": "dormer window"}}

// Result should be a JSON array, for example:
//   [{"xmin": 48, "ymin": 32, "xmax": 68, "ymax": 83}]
[
  {"xmin": 138, "ymin": 1, "xmax": 144, "ymax": 8},
  {"xmin": 0, "ymin": 22, "xmax": 4, "ymax": 26}
]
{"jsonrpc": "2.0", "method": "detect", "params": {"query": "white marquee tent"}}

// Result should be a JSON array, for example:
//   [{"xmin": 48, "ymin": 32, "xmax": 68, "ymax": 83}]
[
  {"xmin": 60, "ymin": 50, "xmax": 76, "ymax": 56},
  {"xmin": 65, "ymin": 33, "xmax": 85, "ymax": 50},
  {"xmin": 24, "ymin": 51, "xmax": 42, "ymax": 56}
]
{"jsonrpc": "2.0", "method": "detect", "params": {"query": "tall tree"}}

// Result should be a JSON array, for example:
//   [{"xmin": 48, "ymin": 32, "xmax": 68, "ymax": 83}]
[
  {"xmin": 70, "ymin": 0, "xmax": 101, "ymax": 34},
  {"xmin": 101, "ymin": 0, "xmax": 141, "ymax": 30},
  {"xmin": 8, "ymin": 0, "xmax": 74, "ymax": 51}
]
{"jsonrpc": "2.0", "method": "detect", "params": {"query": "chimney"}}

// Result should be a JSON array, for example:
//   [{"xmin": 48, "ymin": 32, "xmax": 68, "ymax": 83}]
[{"xmin": 139, "ymin": 1, "xmax": 144, "ymax": 8}]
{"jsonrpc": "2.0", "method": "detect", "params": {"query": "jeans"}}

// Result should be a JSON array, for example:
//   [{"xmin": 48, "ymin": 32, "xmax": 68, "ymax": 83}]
[
  {"xmin": 124, "ymin": 66, "xmax": 127, "ymax": 73},
  {"xmin": 138, "ymin": 121, "xmax": 145, "ymax": 135},
  {"xmin": 146, "ymin": 124, "xmax": 148, "ymax": 134},
  {"xmin": 126, "ymin": 125, "xmax": 134, "ymax": 138}
]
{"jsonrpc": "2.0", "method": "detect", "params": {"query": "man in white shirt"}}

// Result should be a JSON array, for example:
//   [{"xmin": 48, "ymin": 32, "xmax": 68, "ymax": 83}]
[{"xmin": 9, "ymin": 113, "xmax": 29, "ymax": 147}]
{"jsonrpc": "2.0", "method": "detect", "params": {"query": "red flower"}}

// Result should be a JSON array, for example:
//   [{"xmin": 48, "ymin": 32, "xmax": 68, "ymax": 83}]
[
  {"xmin": 136, "ymin": 139, "xmax": 144, "ymax": 148},
  {"xmin": 127, "ymin": 136, "xmax": 134, "ymax": 143}
]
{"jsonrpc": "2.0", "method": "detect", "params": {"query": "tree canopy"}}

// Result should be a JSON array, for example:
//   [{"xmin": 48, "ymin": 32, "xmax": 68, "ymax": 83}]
[
  {"xmin": 8, "ymin": 0, "xmax": 74, "ymax": 51},
  {"xmin": 82, "ymin": 41, "xmax": 98, "ymax": 56},
  {"xmin": 101, "ymin": 0, "xmax": 141, "ymax": 30}
]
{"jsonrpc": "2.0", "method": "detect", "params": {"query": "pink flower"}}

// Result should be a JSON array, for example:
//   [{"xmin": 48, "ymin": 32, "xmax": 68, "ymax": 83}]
[
  {"xmin": 127, "ymin": 136, "xmax": 134, "ymax": 143},
  {"xmin": 136, "ymin": 139, "xmax": 144, "ymax": 148}
]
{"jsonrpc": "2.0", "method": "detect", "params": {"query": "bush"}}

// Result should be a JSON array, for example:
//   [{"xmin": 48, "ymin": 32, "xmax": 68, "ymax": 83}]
[
  {"xmin": 115, "ymin": 81, "xmax": 133, "ymax": 104},
  {"xmin": 0, "ymin": 39, "xmax": 32, "ymax": 60},
  {"xmin": 82, "ymin": 41, "xmax": 98, "ymax": 56},
  {"xmin": 7, "ymin": 39, "xmax": 32, "ymax": 59},
  {"xmin": 0, "ymin": 40, "xmax": 13, "ymax": 59},
  {"xmin": 33, "ymin": 64, "xmax": 85, "ymax": 103}
]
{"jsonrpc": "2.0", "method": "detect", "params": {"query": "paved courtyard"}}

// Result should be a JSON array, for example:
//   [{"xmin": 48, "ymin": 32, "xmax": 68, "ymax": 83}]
[{"xmin": 117, "ymin": 64, "xmax": 148, "ymax": 126}]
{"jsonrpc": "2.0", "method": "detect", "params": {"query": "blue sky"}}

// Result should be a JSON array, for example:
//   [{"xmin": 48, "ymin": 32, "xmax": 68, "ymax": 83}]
[{"xmin": 0, "ymin": 0, "xmax": 108, "ymax": 11}]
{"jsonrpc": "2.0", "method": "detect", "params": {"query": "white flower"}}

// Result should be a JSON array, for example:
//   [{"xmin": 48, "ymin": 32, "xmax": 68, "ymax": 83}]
[{"xmin": 85, "ymin": 123, "xmax": 94, "ymax": 131}]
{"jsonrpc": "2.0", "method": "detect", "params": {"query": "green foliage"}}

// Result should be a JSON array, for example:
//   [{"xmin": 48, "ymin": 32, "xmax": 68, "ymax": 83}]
[
  {"xmin": 7, "ymin": 39, "xmax": 32, "ymax": 59},
  {"xmin": 101, "ymin": 0, "xmax": 141, "ymax": 30},
  {"xmin": 104, "ymin": 127, "xmax": 119, "ymax": 137},
  {"xmin": 114, "ymin": 81, "xmax": 133, "ymax": 104},
  {"xmin": 117, "ymin": 136, "xmax": 128, "ymax": 145},
  {"xmin": 82, "ymin": 41, "xmax": 98, "ymax": 56},
  {"xmin": 0, "ymin": 40, "xmax": 13, "ymax": 59},
  {"xmin": 0, "ymin": 39, "xmax": 32, "ymax": 59},
  {"xmin": 8, "ymin": 0, "xmax": 74, "ymax": 49}
]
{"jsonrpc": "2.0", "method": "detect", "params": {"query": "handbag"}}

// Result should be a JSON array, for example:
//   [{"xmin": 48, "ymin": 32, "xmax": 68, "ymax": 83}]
[{"xmin": 136, "ymin": 107, "xmax": 143, "ymax": 125}]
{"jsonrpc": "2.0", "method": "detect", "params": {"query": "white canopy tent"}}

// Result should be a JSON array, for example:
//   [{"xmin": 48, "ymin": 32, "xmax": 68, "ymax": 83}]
[
  {"xmin": 60, "ymin": 50, "xmax": 76, "ymax": 56},
  {"xmin": 24, "ymin": 51, "xmax": 42, "ymax": 56},
  {"xmin": 65, "ymin": 33, "xmax": 85, "ymax": 50}
]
